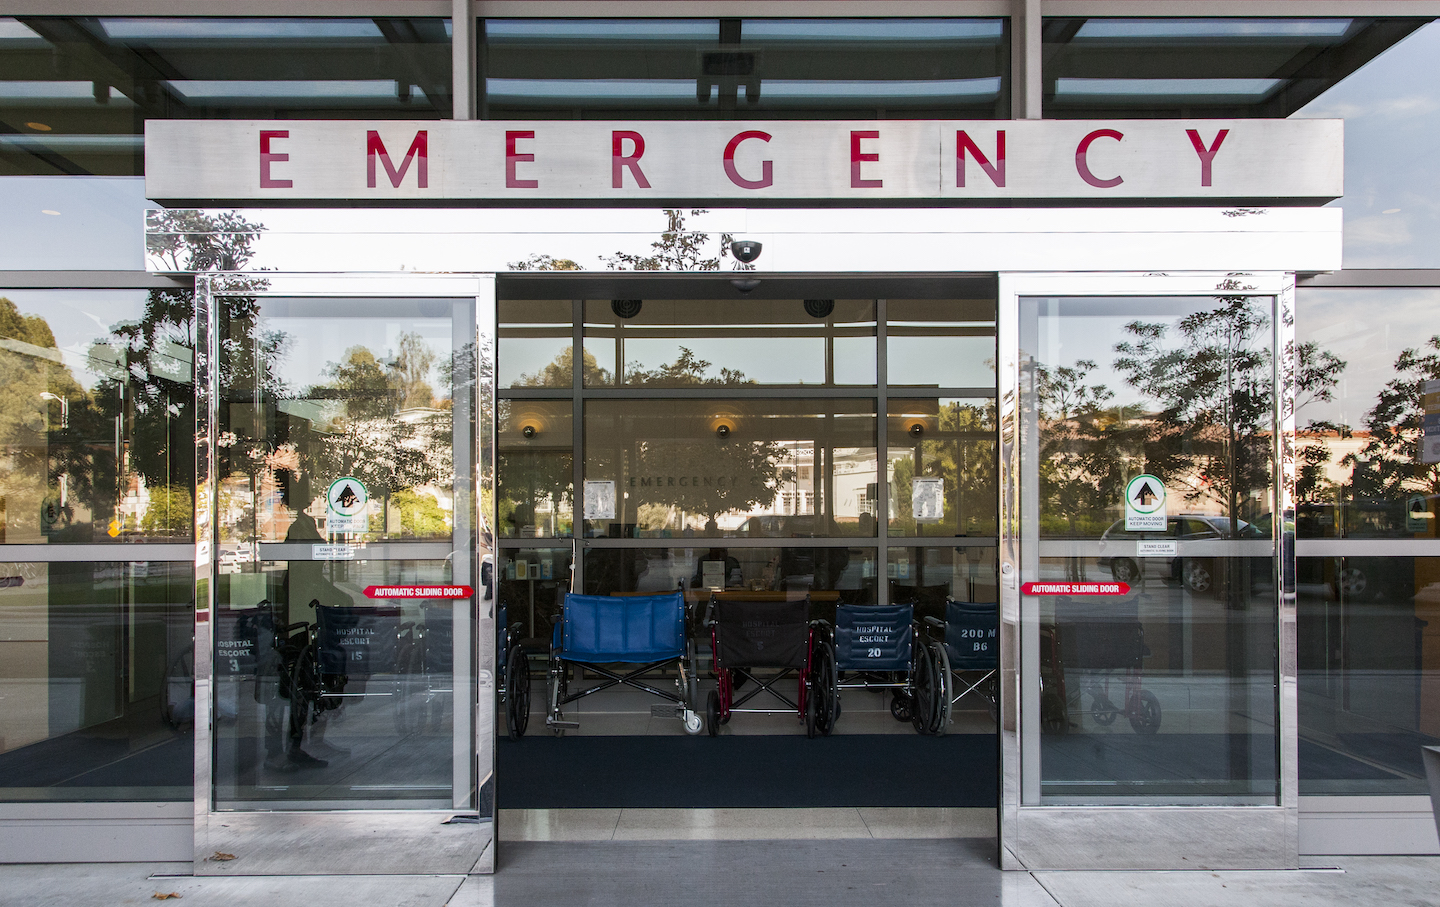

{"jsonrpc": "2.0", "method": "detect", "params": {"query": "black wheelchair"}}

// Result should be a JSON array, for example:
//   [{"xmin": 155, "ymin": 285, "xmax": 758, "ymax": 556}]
[
  {"xmin": 498, "ymin": 604, "xmax": 531, "ymax": 739},
  {"xmin": 810, "ymin": 602, "xmax": 949, "ymax": 736},
  {"xmin": 704, "ymin": 594, "xmax": 833, "ymax": 738}
]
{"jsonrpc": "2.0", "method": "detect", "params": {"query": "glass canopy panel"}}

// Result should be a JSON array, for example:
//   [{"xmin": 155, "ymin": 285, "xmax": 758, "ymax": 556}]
[
  {"xmin": 481, "ymin": 17, "xmax": 1007, "ymax": 119},
  {"xmin": 0, "ymin": 16, "xmax": 451, "ymax": 176},
  {"xmin": 1041, "ymin": 16, "xmax": 1430, "ymax": 117}
]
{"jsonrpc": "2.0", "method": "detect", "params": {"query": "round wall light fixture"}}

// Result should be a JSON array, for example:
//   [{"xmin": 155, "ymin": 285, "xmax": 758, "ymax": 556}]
[
  {"xmin": 611, "ymin": 299, "xmax": 643, "ymax": 319},
  {"xmin": 804, "ymin": 299, "xmax": 835, "ymax": 319}
]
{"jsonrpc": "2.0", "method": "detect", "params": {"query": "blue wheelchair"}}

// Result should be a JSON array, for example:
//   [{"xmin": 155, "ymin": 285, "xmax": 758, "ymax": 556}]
[
  {"xmin": 924, "ymin": 599, "xmax": 1000, "ymax": 727},
  {"xmin": 545, "ymin": 590, "xmax": 703, "ymax": 736},
  {"xmin": 815, "ymin": 602, "xmax": 949, "ymax": 736}
]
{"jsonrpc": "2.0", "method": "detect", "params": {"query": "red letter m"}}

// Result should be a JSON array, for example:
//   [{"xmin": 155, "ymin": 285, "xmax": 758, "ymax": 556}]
[{"xmin": 367, "ymin": 130, "xmax": 428, "ymax": 188}]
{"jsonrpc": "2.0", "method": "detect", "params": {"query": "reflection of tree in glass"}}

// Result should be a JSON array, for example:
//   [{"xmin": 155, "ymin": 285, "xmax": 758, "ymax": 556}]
[
  {"xmin": 626, "ymin": 436, "xmax": 793, "ymax": 531},
  {"xmin": 626, "ymin": 346, "xmax": 755, "ymax": 387},
  {"xmin": 0, "ymin": 297, "xmax": 90, "ymax": 538},
  {"xmin": 1033, "ymin": 359, "xmax": 1123, "ymax": 537},
  {"xmin": 890, "ymin": 401, "xmax": 998, "ymax": 535},
  {"xmin": 1114, "ymin": 295, "xmax": 1274, "ymax": 534},
  {"xmin": 497, "ymin": 400, "xmax": 572, "ymax": 537},
  {"xmin": 1348, "ymin": 335, "xmax": 1440, "ymax": 500},
  {"xmin": 603, "ymin": 209, "xmax": 753, "ymax": 272},
  {"xmin": 303, "ymin": 335, "xmax": 453, "ymax": 536},
  {"xmin": 515, "ymin": 344, "xmax": 612, "ymax": 387},
  {"xmin": 1294, "ymin": 341, "xmax": 1347, "ymax": 503}
]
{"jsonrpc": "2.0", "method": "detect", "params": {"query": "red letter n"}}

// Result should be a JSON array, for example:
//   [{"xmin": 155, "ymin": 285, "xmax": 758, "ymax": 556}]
[
  {"xmin": 367, "ymin": 130, "xmax": 428, "ymax": 189},
  {"xmin": 956, "ymin": 130, "xmax": 1005, "ymax": 188}
]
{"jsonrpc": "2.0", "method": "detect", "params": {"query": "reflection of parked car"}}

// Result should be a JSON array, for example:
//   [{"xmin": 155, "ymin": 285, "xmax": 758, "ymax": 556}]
[
  {"xmin": 1098, "ymin": 515, "xmax": 1260, "ymax": 595},
  {"xmin": 736, "ymin": 514, "xmax": 817, "ymax": 538},
  {"xmin": 1296, "ymin": 498, "xmax": 1432, "ymax": 601}
]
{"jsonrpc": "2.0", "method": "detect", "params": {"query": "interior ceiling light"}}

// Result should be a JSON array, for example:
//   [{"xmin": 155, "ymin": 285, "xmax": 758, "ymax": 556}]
[
  {"xmin": 24, "ymin": 121, "xmax": 50, "ymax": 131},
  {"xmin": 41, "ymin": 209, "xmax": 59, "ymax": 215}
]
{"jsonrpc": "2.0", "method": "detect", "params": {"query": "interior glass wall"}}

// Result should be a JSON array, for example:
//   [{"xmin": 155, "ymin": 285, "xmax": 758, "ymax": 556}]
[
  {"xmin": 480, "ymin": 18, "xmax": 1009, "ymax": 119},
  {"xmin": 1019, "ymin": 294, "xmax": 1280, "ymax": 804},
  {"xmin": 1294, "ymin": 286, "xmax": 1440, "ymax": 795}
]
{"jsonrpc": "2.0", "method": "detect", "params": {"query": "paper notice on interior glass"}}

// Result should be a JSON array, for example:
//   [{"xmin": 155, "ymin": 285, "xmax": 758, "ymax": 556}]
[
  {"xmin": 702, "ymin": 560, "xmax": 726, "ymax": 590},
  {"xmin": 583, "ymin": 480, "xmax": 616, "ymax": 520},
  {"xmin": 1423, "ymin": 380, "xmax": 1440, "ymax": 464},
  {"xmin": 912, "ymin": 478, "xmax": 944, "ymax": 523}
]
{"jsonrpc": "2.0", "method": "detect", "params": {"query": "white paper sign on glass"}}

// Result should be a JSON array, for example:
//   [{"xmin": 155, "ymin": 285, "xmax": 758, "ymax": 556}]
[
  {"xmin": 584, "ymin": 480, "xmax": 617, "ymax": 521},
  {"xmin": 1125, "ymin": 474, "xmax": 1167, "ymax": 532},
  {"xmin": 146, "ymin": 119, "xmax": 1343, "ymax": 202},
  {"xmin": 912, "ymin": 477, "xmax": 945, "ymax": 524}
]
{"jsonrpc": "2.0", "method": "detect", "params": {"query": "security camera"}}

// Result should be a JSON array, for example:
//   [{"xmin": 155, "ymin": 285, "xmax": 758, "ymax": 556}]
[
  {"xmin": 521, "ymin": 425, "xmax": 538, "ymax": 439},
  {"xmin": 730, "ymin": 240, "xmax": 763, "ymax": 264}
]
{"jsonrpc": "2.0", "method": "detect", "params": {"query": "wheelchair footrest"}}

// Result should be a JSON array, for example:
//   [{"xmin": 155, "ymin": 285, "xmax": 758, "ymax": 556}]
[
  {"xmin": 546, "ymin": 718, "xmax": 580, "ymax": 729},
  {"xmin": 650, "ymin": 704, "xmax": 687, "ymax": 719}
]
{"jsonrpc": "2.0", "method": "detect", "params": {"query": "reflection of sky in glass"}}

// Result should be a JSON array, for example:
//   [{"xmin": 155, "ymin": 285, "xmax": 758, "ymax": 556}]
[
  {"xmin": 0, "ymin": 176, "xmax": 147, "ymax": 270},
  {"xmin": 0, "ymin": 289, "xmax": 155, "ymax": 390},
  {"xmin": 1296, "ymin": 288, "xmax": 1440, "ymax": 430},
  {"xmin": 1295, "ymin": 20, "xmax": 1440, "ymax": 267}
]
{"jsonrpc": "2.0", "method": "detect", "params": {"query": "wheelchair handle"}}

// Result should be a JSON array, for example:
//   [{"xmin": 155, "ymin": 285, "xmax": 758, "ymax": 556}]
[{"xmin": 923, "ymin": 616, "xmax": 944, "ymax": 629}]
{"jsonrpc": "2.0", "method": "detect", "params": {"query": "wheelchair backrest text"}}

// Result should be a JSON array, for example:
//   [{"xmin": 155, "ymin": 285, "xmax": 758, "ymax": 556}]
[
  {"xmin": 945, "ymin": 600, "xmax": 999, "ymax": 670},
  {"xmin": 835, "ymin": 603, "xmax": 913, "ymax": 671},
  {"xmin": 317, "ymin": 605, "xmax": 402, "ymax": 675},
  {"xmin": 715, "ymin": 598, "xmax": 809, "ymax": 669}
]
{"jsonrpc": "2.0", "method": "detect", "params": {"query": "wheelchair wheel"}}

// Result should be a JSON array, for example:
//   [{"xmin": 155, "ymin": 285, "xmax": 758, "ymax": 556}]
[
  {"xmin": 890, "ymin": 692, "xmax": 914, "ymax": 722},
  {"xmin": 931, "ymin": 640, "xmax": 952, "ymax": 736},
  {"xmin": 288, "ymin": 642, "xmax": 321, "ymax": 728},
  {"xmin": 804, "ymin": 680, "xmax": 819, "ymax": 738},
  {"xmin": 706, "ymin": 690, "xmax": 720, "ymax": 737},
  {"xmin": 506, "ymin": 645, "xmax": 531, "ymax": 739},
  {"xmin": 911, "ymin": 643, "xmax": 940, "ymax": 736},
  {"xmin": 1129, "ymin": 690, "xmax": 1161, "ymax": 735},
  {"xmin": 813, "ymin": 639, "xmax": 838, "ymax": 737}
]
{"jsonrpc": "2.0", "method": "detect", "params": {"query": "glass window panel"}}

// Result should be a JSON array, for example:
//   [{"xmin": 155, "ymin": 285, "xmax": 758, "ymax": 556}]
[
  {"xmin": 498, "ymin": 400, "xmax": 573, "ymax": 539},
  {"xmin": 1294, "ymin": 288, "xmax": 1440, "ymax": 537},
  {"xmin": 1021, "ymin": 295, "xmax": 1279, "ymax": 804},
  {"xmin": 584, "ymin": 298, "xmax": 876, "ymax": 387},
  {"xmin": 887, "ymin": 545, "xmax": 998, "ymax": 610},
  {"xmin": 497, "ymin": 547, "xmax": 573, "ymax": 640},
  {"xmin": 0, "ymin": 288, "xmax": 194, "ymax": 545},
  {"xmin": 481, "ymin": 18, "xmax": 1007, "ymax": 120},
  {"xmin": 1295, "ymin": 20, "xmax": 1440, "ymax": 266},
  {"xmin": 887, "ymin": 398, "xmax": 997, "ymax": 537},
  {"xmin": 1298, "ymin": 555, "xmax": 1440, "ymax": 795},
  {"xmin": 213, "ymin": 558, "xmax": 456, "ymax": 806},
  {"xmin": 217, "ymin": 296, "xmax": 468, "ymax": 546},
  {"xmin": 0, "ymin": 177, "xmax": 148, "ymax": 270},
  {"xmin": 886, "ymin": 298, "xmax": 996, "ymax": 388},
  {"xmin": 1042, "ymin": 16, "xmax": 1428, "ymax": 118},
  {"xmin": 0, "ymin": 16, "xmax": 451, "ymax": 176},
  {"xmin": 0, "ymin": 560, "xmax": 194, "ymax": 801},
  {"xmin": 584, "ymin": 398, "xmax": 877, "ymax": 539},
  {"xmin": 498, "ymin": 299, "xmax": 576, "ymax": 388}
]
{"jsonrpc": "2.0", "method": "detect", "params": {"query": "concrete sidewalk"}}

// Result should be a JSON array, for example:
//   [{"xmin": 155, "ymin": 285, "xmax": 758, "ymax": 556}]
[{"xmin": 1, "ymin": 842, "xmax": 1436, "ymax": 907}]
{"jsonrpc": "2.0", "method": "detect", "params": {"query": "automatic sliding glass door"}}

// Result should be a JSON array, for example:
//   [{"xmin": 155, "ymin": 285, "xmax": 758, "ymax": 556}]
[
  {"xmin": 196, "ymin": 276, "xmax": 495, "ymax": 874},
  {"xmin": 999, "ymin": 273, "xmax": 1297, "ymax": 869}
]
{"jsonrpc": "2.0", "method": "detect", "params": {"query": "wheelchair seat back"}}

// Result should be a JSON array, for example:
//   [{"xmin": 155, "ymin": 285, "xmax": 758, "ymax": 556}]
[
  {"xmin": 562, "ymin": 591, "xmax": 685, "ymax": 663},
  {"xmin": 713, "ymin": 598, "xmax": 809, "ymax": 669},
  {"xmin": 945, "ymin": 600, "xmax": 999, "ymax": 670},
  {"xmin": 422, "ymin": 603, "xmax": 454, "ymax": 674},
  {"xmin": 834, "ymin": 603, "xmax": 913, "ymax": 672},
  {"xmin": 317, "ymin": 604, "xmax": 402, "ymax": 675}
]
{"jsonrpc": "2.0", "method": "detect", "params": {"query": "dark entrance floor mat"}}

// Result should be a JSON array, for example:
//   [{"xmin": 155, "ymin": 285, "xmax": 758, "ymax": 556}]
[{"xmin": 497, "ymin": 733, "xmax": 998, "ymax": 808}]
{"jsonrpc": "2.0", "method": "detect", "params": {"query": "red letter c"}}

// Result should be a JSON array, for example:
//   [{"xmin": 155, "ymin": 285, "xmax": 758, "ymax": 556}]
[{"xmin": 1076, "ymin": 129, "xmax": 1124, "ymax": 189}]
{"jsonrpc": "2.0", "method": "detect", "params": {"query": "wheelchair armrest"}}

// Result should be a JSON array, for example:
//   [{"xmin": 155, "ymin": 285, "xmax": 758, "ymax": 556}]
[{"xmin": 923, "ymin": 616, "xmax": 944, "ymax": 629}]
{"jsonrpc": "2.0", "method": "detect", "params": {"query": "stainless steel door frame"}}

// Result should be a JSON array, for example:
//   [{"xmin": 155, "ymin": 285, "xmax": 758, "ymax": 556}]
[
  {"xmin": 192, "ymin": 273, "xmax": 498, "ymax": 875},
  {"xmin": 997, "ymin": 271, "xmax": 1298, "ymax": 870}
]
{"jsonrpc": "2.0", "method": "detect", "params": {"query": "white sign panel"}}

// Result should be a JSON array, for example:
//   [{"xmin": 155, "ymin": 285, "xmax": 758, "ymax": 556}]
[
  {"xmin": 146, "ymin": 119, "xmax": 1342, "ymax": 202},
  {"xmin": 326, "ymin": 476, "xmax": 369, "ymax": 533},
  {"xmin": 1137, "ymin": 540, "xmax": 1179, "ymax": 558},
  {"xmin": 583, "ymin": 480, "xmax": 616, "ymax": 521},
  {"xmin": 1125, "ymin": 474, "xmax": 1167, "ymax": 532},
  {"xmin": 912, "ymin": 477, "xmax": 945, "ymax": 524}
]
